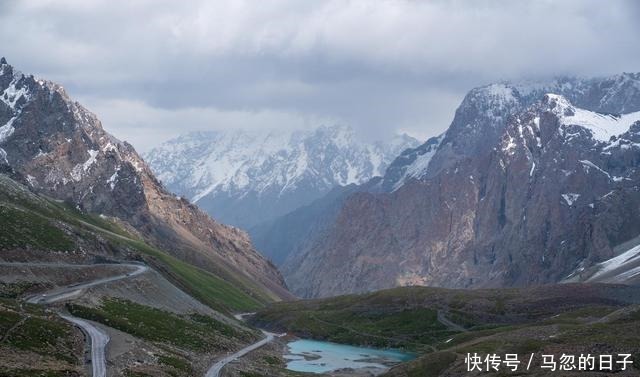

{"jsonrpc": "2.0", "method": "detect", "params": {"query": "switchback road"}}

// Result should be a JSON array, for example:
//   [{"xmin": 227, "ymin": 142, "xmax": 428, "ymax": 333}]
[
  {"xmin": 59, "ymin": 314, "xmax": 109, "ymax": 377},
  {"xmin": 3, "ymin": 262, "xmax": 149, "ymax": 377}
]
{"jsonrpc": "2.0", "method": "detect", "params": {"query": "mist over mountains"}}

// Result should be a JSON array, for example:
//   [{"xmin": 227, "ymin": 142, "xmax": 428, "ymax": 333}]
[
  {"xmin": 264, "ymin": 74, "xmax": 640, "ymax": 297},
  {"xmin": 144, "ymin": 126, "xmax": 419, "ymax": 230},
  {"xmin": 139, "ymin": 72, "xmax": 640, "ymax": 300},
  {"xmin": 3, "ymin": 2, "xmax": 640, "ymax": 376}
]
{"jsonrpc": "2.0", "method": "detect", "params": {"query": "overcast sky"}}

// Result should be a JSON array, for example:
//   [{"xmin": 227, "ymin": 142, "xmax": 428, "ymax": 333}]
[{"xmin": 1, "ymin": 0, "xmax": 639, "ymax": 152}]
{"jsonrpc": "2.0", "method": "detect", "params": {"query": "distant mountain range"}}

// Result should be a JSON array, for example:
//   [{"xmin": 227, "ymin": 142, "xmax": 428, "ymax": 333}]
[
  {"xmin": 273, "ymin": 73, "xmax": 640, "ymax": 297},
  {"xmin": 144, "ymin": 126, "xmax": 419, "ymax": 230}
]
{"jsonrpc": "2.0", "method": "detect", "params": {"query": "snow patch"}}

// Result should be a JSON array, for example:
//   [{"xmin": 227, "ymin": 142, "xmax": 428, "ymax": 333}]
[
  {"xmin": 578, "ymin": 160, "xmax": 611, "ymax": 179},
  {"xmin": 26, "ymin": 175, "xmax": 37, "ymax": 186},
  {"xmin": 1, "ymin": 75, "xmax": 31, "ymax": 110},
  {"xmin": 0, "ymin": 116, "xmax": 17, "ymax": 145},
  {"xmin": 483, "ymin": 84, "xmax": 517, "ymax": 107},
  {"xmin": 561, "ymin": 193, "xmax": 580, "ymax": 206},
  {"xmin": 83, "ymin": 150, "xmax": 98, "ymax": 171},
  {"xmin": 394, "ymin": 135, "xmax": 443, "ymax": 190},
  {"xmin": 588, "ymin": 244, "xmax": 640, "ymax": 281},
  {"xmin": 146, "ymin": 126, "xmax": 419, "ymax": 202},
  {"xmin": 107, "ymin": 167, "xmax": 120, "ymax": 190},
  {"xmin": 0, "ymin": 117, "xmax": 17, "ymax": 164},
  {"xmin": 529, "ymin": 161, "xmax": 536, "ymax": 177},
  {"xmin": 70, "ymin": 149, "xmax": 99, "ymax": 182},
  {"xmin": 547, "ymin": 93, "xmax": 640, "ymax": 143},
  {"xmin": 502, "ymin": 135, "xmax": 517, "ymax": 154}
]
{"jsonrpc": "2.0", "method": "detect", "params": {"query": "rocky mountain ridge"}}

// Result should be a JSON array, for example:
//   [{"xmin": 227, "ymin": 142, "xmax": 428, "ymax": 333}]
[
  {"xmin": 0, "ymin": 58, "xmax": 290, "ymax": 301},
  {"xmin": 282, "ymin": 73, "xmax": 640, "ymax": 297},
  {"xmin": 144, "ymin": 126, "xmax": 419, "ymax": 229}
]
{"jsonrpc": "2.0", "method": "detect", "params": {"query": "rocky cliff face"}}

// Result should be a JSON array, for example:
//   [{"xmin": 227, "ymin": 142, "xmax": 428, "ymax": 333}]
[
  {"xmin": 0, "ymin": 58, "xmax": 290, "ymax": 300},
  {"xmin": 283, "ymin": 73, "xmax": 640, "ymax": 298},
  {"xmin": 144, "ymin": 127, "xmax": 418, "ymax": 229}
]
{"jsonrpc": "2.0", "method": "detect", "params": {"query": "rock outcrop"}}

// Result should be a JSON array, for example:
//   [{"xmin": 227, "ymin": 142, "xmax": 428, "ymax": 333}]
[
  {"xmin": 0, "ymin": 58, "xmax": 290, "ymax": 301},
  {"xmin": 283, "ymin": 74, "xmax": 640, "ymax": 298}
]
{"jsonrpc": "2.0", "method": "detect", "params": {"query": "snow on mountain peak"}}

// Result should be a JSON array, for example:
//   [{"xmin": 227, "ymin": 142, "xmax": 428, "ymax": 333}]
[
  {"xmin": 545, "ymin": 93, "xmax": 640, "ymax": 143},
  {"xmin": 484, "ymin": 83, "xmax": 518, "ymax": 103},
  {"xmin": 144, "ymin": 125, "xmax": 419, "ymax": 228}
]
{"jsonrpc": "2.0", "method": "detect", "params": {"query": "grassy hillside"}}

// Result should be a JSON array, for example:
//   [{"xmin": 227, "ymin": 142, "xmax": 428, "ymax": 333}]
[
  {"xmin": 0, "ymin": 174, "xmax": 277, "ymax": 375},
  {"xmin": 115, "ymin": 237, "xmax": 266, "ymax": 313},
  {"xmin": 0, "ymin": 174, "xmax": 270, "ymax": 314},
  {"xmin": 0, "ymin": 296, "xmax": 83, "ymax": 377},
  {"xmin": 66, "ymin": 298, "xmax": 257, "ymax": 352},
  {"xmin": 384, "ymin": 305, "xmax": 640, "ymax": 376},
  {"xmin": 252, "ymin": 284, "xmax": 640, "ymax": 375}
]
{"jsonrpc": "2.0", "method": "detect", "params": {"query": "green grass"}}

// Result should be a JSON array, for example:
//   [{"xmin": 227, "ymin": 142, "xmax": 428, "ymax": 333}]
[
  {"xmin": 256, "ymin": 302, "xmax": 452, "ymax": 351},
  {"xmin": 262, "ymin": 355, "xmax": 282, "ymax": 366},
  {"xmin": 0, "ymin": 299, "xmax": 80, "ymax": 374},
  {"xmin": 158, "ymin": 354, "xmax": 193, "ymax": 376},
  {"xmin": 117, "ymin": 238, "xmax": 264, "ymax": 313},
  {"xmin": 385, "ymin": 351, "xmax": 457, "ymax": 377},
  {"xmin": 0, "ymin": 174, "xmax": 272, "ymax": 314},
  {"xmin": 0, "ymin": 205, "xmax": 74, "ymax": 251},
  {"xmin": 73, "ymin": 203, "xmax": 268, "ymax": 314},
  {"xmin": 66, "ymin": 298, "xmax": 256, "ymax": 352},
  {"xmin": 5, "ymin": 316, "xmax": 78, "ymax": 364},
  {"xmin": 254, "ymin": 283, "xmax": 640, "ymax": 377},
  {"xmin": 0, "ymin": 369, "xmax": 81, "ymax": 377},
  {"xmin": 124, "ymin": 371, "xmax": 154, "ymax": 377},
  {"xmin": 0, "ymin": 282, "xmax": 44, "ymax": 299},
  {"xmin": 239, "ymin": 372, "xmax": 264, "ymax": 377},
  {"xmin": 0, "ymin": 306, "xmax": 22, "ymax": 334},
  {"xmin": 554, "ymin": 321, "xmax": 640, "ymax": 348}
]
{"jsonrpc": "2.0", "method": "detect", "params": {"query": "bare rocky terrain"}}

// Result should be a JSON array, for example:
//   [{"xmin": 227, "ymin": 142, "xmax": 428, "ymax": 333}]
[
  {"xmin": 0, "ymin": 58, "xmax": 289, "ymax": 303},
  {"xmin": 281, "ymin": 74, "xmax": 640, "ymax": 298}
]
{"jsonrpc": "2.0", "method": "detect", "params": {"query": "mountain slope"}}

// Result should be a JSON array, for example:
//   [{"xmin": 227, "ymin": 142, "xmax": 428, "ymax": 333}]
[
  {"xmin": 144, "ymin": 126, "xmax": 419, "ymax": 229},
  {"xmin": 0, "ymin": 58, "xmax": 290, "ymax": 302},
  {"xmin": 283, "ymin": 73, "xmax": 640, "ymax": 298},
  {"xmin": 0, "ymin": 173, "xmax": 273, "ymax": 375},
  {"xmin": 249, "ymin": 183, "xmax": 366, "ymax": 265}
]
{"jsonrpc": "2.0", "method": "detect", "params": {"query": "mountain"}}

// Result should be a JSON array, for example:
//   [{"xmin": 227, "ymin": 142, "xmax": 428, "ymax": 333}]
[
  {"xmin": 379, "ymin": 134, "xmax": 443, "ymax": 192},
  {"xmin": 281, "ymin": 73, "xmax": 640, "ymax": 298},
  {"xmin": 144, "ymin": 126, "xmax": 419, "ymax": 230},
  {"xmin": 0, "ymin": 57, "xmax": 290, "ymax": 302},
  {"xmin": 249, "ymin": 183, "xmax": 365, "ymax": 265}
]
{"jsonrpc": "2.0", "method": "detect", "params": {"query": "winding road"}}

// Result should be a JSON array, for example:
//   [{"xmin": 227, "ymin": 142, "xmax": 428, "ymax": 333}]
[
  {"xmin": 205, "ymin": 330, "xmax": 279, "ymax": 377},
  {"xmin": 59, "ymin": 314, "xmax": 110, "ymax": 377},
  {"xmin": 22, "ymin": 263, "xmax": 148, "ymax": 304},
  {"xmin": 3, "ymin": 262, "xmax": 149, "ymax": 377},
  {"xmin": 6, "ymin": 261, "xmax": 275, "ymax": 377}
]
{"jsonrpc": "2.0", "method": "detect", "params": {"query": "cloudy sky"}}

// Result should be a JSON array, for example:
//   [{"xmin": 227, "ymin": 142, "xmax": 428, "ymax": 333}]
[{"xmin": 1, "ymin": 0, "xmax": 639, "ymax": 152}]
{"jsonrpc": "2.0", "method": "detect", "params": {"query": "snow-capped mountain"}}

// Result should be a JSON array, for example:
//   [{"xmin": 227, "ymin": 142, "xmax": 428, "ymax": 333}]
[
  {"xmin": 279, "ymin": 73, "xmax": 640, "ymax": 298},
  {"xmin": 144, "ymin": 126, "xmax": 419, "ymax": 229},
  {"xmin": 380, "ymin": 74, "xmax": 640, "ymax": 192},
  {"xmin": 0, "ymin": 57, "xmax": 289, "ymax": 300}
]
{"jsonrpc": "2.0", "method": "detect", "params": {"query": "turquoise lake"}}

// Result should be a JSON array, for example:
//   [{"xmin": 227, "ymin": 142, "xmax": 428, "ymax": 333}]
[{"xmin": 284, "ymin": 339, "xmax": 416, "ymax": 374}]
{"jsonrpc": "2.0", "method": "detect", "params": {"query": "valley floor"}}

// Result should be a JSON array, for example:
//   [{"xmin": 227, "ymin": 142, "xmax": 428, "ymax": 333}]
[
  {"xmin": 2, "ymin": 251, "xmax": 640, "ymax": 377},
  {"xmin": 252, "ymin": 284, "xmax": 640, "ymax": 377}
]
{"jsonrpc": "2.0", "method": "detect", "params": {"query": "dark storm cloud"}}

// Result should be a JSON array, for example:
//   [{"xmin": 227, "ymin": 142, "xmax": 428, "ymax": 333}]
[{"xmin": 1, "ymin": 0, "xmax": 639, "ymax": 151}]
